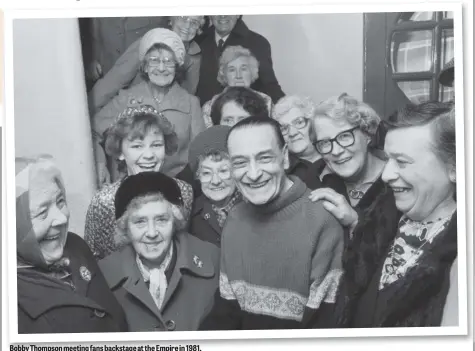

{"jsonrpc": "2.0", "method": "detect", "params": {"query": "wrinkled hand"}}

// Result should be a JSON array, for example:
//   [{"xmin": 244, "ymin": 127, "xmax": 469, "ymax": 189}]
[
  {"xmin": 86, "ymin": 60, "xmax": 103, "ymax": 82},
  {"xmin": 309, "ymin": 187, "xmax": 358, "ymax": 230}
]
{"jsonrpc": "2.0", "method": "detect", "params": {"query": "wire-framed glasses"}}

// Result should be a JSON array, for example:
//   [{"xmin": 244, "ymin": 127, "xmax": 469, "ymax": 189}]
[
  {"xmin": 177, "ymin": 16, "xmax": 202, "ymax": 29},
  {"xmin": 147, "ymin": 56, "xmax": 176, "ymax": 68},
  {"xmin": 279, "ymin": 117, "xmax": 308, "ymax": 136},
  {"xmin": 198, "ymin": 168, "xmax": 232, "ymax": 183}
]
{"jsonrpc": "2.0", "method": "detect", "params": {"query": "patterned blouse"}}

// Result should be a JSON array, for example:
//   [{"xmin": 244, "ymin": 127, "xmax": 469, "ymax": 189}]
[
  {"xmin": 84, "ymin": 178, "xmax": 193, "ymax": 260},
  {"xmin": 379, "ymin": 214, "xmax": 453, "ymax": 290},
  {"xmin": 201, "ymin": 89, "xmax": 273, "ymax": 128}
]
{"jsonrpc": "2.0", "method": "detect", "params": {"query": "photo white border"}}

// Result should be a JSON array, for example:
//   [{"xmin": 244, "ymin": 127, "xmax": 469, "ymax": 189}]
[{"xmin": 2, "ymin": 0, "xmax": 471, "ymax": 346}]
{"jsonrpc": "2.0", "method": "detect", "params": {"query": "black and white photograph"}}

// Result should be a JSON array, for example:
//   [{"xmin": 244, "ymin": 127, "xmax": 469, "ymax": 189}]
[{"xmin": 2, "ymin": 1, "xmax": 471, "ymax": 348}]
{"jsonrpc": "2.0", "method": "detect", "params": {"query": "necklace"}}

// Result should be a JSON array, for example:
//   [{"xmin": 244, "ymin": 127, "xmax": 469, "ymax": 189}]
[
  {"xmin": 153, "ymin": 95, "xmax": 163, "ymax": 107},
  {"xmin": 379, "ymin": 212, "xmax": 453, "ymax": 289}
]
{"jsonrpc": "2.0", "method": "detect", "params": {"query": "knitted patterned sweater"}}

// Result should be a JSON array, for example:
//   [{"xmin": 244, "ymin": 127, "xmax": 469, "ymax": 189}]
[{"xmin": 200, "ymin": 176, "xmax": 344, "ymax": 330}]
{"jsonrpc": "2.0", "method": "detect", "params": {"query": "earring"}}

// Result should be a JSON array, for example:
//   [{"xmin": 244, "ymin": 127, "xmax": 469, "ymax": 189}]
[{"xmin": 450, "ymin": 174, "xmax": 456, "ymax": 182}]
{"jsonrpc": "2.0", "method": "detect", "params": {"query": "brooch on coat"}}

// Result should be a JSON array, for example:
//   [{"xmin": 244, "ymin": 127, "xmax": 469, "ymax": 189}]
[
  {"xmin": 193, "ymin": 255, "xmax": 203, "ymax": 268},
  {"xmin": 79, "ymin": 266, "xmax": 92, "ymax": 282}
]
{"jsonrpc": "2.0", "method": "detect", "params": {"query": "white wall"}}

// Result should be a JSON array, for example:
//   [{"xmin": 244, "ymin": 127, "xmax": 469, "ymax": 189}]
[
  {"xmin": 13, "ymin": 19, "xmax": 96, "ymax": 235},
  {"xmin": 244, "ymin": 14, "xmax": 364, "ymax": 102}
]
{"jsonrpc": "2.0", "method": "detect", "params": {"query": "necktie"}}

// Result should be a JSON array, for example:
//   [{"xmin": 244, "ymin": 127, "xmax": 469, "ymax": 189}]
[{"xmin": 218, "ymin": 39, "xmax": 225, "ymax": 53}]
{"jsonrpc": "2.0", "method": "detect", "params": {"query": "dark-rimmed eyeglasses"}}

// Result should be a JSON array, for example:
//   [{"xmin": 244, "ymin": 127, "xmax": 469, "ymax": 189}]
[
  {"xmin": 279, "ymin": 117, "xmax": 308, "ymax": 136},
  {"xmin": 313, "ymin": 126, "xmax": 359, "ymax": 154}
]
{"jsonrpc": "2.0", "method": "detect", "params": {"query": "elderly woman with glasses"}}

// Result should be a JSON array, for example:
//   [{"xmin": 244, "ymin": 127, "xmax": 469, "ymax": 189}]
[
  {"xmin": 187, "ymin": 125, "xmax": 241, "ymax": 247},
  {"xmin": 89, "ymin": 16, "xmax": 206, "ymax": 115},
  {"xmin": 307, "ymin": 94, "xmax": 400, "ymax": 327},
  {"xmin": 92, "ymin": 28, "xmax": 205, "ymax": 186},
  {"xmin": 201, "ymin": 45, "xmax": 273, "ymax": 128},
  {"xmin": 273, "ymin": 95, "xmax": 325, "ymax": 190},
  {"xmin": 99, "ymin": 172, "xmax": 220, "ymax": 331}
]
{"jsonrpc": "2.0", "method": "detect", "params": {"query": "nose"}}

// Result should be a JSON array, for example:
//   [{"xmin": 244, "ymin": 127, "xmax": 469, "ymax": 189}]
[
  {"xmin": 51, "ymin": 205, "xmax": 68, "ymax": 227},
  {"xmin": 146, "ymin": 221, "xmax": 160, "ymax": 239},
  {"xmin": 288, "ymin": 125, "xmax": 299, "ymax": 137},
  {"xmin": 235, "ymin": 69, "xmax": 242, "ymax": 79},
  {"xmin": 246, "ymin": 160, "xmax": 263, "ymax": 182},
  {"xmin": 210, "ymin": 172, "xmax": 222, "ymax": 185},
  {"xmin": 381, "ymin": 159, "xmax": 398, "ymax": 184},
  {"xmin": 331, "ymin": 140, "xmax": 345, "ymax": 156},
  {"xmin": 182, "ymin": 20, "xmax": 191, "ymax": 30},
  {"xmin": 142, "ymin": 146, "xmax": 155, "ymax": 159}
]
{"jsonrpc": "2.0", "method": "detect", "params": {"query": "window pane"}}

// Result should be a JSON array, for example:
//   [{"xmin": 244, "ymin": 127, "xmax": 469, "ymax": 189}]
[
  {"xmin": 443, "ymin": 11, "xmax": 454, "ymax": 19},
  {"xmin": 440, "ymin": 28, "xmax": 454, "ymax": 70},
  {"xmin": 398, "ymin": 12, "xmax": 435, "ymax": 23},
  {"xmin": 391, "ymin": 30, "xmax": 433, "ymax": 73},
  {"xmin": 439, "ymin": 85, "xmax": 455, "ymax": 102},
  {"xmin": 397, "ymin": 81, "xmax": 431, "ymax": 104}
]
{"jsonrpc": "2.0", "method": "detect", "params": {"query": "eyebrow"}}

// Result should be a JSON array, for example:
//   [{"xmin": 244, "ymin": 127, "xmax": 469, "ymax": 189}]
[{"xmin": 388, "ymin": 152, "xmax": 415, "ymax": 162}]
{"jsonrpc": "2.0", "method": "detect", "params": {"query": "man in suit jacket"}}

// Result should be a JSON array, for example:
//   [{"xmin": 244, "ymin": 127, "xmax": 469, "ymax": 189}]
[{"xmin": 195, "ymin": 15, "xmax": 285, "ymax": 105}]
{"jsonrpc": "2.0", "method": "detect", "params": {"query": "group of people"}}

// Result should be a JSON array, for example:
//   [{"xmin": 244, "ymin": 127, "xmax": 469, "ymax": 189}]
[{"xmin": 16, "ymin": 15, "xmax": 458, "ymax": 334}]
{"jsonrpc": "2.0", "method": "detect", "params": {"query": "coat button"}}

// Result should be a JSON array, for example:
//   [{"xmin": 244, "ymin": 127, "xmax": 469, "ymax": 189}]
[
  {"xmin": 204, "ymin": 213, "xmax": 210, "ymax": 220},
  {"xmin": 165, "ymin": 319, "xmax": 176, "ymax": 331},
  {"xmin": 93, "ymin": 309, "xmax": 106, "ymax": 318}
]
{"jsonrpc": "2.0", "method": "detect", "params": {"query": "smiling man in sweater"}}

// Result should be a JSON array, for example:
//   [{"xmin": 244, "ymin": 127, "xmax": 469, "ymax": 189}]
[{"xmin": 200, "ymin": 116, "xmax": 344, "ymax": 330}]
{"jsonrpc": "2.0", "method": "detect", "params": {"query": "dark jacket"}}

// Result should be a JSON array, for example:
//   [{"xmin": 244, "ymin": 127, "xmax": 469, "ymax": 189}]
[
  {"xmin": 17, "ymin": 233, "xmax": 128, "ymax": 334},
  {"xmin": 189, "ymin": 195, "xmax": 224, "ymax": 247},
  {"xmin": 195, "ymin": 19, "xmax": 285, "ymax": 105},
  {"xmin": 99, "ymin": 232, "xmax": 220, "ymax": 331},
  {"xmin": 287, "ymin": 155, "xmax": 325, "ymax": 190},
  {"xmin": 350, "ymin": 212, "xmax": 457, "ymax": 327},
  {"xmin": 329, "ymin": 180, "xmax": 401, "ymax": 327}
]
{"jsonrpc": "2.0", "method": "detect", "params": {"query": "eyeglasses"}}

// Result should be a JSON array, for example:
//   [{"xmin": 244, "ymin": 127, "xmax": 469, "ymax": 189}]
[
  {"xmin": 147, "ymin": 56, "xmax": 176, "ymax": 68},
  {"xmin": 177, "ymin": 16, "xmax": 202, "ymax": 30},
  {"xmin": 313, "ymin": 126, "xmax": 359, "ymax": 154},
  {"xmin": 199, "ymin": 168, "xmax": 232, "ymax": 183},
  {"xmin": 279, "ymin": 117, "xmax": 308, "ymax": 136}
]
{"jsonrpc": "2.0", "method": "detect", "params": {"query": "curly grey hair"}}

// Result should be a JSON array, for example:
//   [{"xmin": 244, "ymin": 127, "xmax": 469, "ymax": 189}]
[
  {"xmin": 314, "ymin": 93, "xmax": 381, "ymax": 139},
  {"xmin": 217, "ymin": 45, "xmax": 259, "ymax": 87}
]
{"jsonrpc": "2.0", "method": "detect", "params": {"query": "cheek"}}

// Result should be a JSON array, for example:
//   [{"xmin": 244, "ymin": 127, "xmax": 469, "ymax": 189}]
[
  {"xmin": 161, "ymin": 223, "xmax": 175, "ymax": 241},
  {"xmin": 32, "ymin": 219, "xmax": 50, "ymax": 240},
  {"xmin": 155, "ymin": 147, "xmax": 166, "ymax": 158}
]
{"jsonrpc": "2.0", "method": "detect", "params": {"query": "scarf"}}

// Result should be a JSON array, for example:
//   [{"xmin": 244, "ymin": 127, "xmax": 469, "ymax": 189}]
[
  {"xmin": 211, "ymin": 191, "xmax": 242, "ymax": 228},
  {"xmin": 136, "ymin": 243, "xmax": 174, "ymax": 310}
]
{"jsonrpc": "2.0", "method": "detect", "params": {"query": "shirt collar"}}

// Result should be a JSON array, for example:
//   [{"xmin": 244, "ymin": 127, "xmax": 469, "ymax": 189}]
[{"xmin": 215, "ymin": 32, "xmax": 230, "ymax": 45}]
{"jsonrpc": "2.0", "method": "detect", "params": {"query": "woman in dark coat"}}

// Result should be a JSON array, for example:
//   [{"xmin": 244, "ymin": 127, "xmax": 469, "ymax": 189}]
[
  {"xmin": 99, "ymin": 172, "xmax": 219, "ymax": 331},
  {"xmin": 187, "ymin": 125, "xmax": 241, "ymax": 247},
  {"xmin": 16, "ymin": 155, "xmax": 127, "ymax": 333}
]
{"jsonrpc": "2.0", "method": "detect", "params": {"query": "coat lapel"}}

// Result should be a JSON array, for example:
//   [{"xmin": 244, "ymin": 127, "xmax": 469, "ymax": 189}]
[
  {"xmin": 156, "ymin": 82, "xmax": 191, "ymax": 114},
  {"xmin": 114, "ymin": 246, "xmax": 166, "ymax": 323},
  {"xmin": 192, "ymin": 196, "xmax": 222, "ymax": 237},
  {"xmin": 161, "ymin": 233, "xmax": 215, "ymax": 310}
]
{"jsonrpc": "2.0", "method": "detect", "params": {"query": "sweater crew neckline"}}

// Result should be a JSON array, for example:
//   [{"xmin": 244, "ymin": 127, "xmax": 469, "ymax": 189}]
[{"xmin": 249, "ymin": 176, "xmax": 307, "ymax": 216}]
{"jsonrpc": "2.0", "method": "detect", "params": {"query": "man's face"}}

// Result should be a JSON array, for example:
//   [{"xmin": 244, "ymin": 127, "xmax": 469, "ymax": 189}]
[
  {"xmin": 227, "ymin": 124, "xmax": 289, "ymax": 205},
  {"xmin": 211, "ymin": 15, "xmax": 240, "ymax": 37}
]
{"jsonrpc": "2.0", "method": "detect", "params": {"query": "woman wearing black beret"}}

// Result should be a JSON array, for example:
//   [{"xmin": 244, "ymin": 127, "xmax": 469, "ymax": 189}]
[{"xmin": 98, "ymin": 172, "xmax": 220, "ymax": 331}]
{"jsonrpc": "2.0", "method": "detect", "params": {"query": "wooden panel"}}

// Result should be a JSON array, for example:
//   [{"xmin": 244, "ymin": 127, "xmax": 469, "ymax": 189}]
[{"xmin": 363, "ymin": 13, "xmax": 387, "ymax": 118}]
